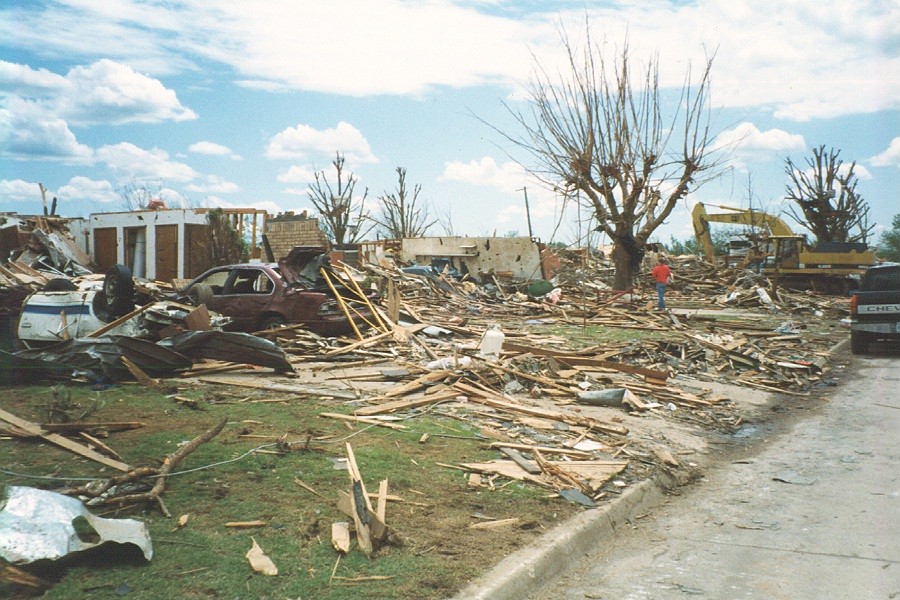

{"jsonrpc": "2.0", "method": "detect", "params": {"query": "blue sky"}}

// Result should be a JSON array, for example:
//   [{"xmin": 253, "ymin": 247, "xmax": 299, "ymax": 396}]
[{"xmin": 2, "ymin": 0, "xmax": 898, "ymax": 247}]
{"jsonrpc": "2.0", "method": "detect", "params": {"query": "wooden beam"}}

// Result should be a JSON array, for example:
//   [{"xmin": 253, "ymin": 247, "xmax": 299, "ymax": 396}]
[{"xmin": 0, "ymin": 408, "xmax": 131, "ymax": 472}]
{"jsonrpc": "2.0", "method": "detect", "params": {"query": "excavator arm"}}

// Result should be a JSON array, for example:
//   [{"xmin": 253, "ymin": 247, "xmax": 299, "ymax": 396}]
[{"xmin": 691, "ymin": 202, "xmax": 796, "ymax": 263}]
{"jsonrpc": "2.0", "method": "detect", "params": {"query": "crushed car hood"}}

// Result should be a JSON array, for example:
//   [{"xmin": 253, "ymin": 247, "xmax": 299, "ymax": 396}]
[{"xmin": 277, "ymin": 246, "xmax": 330, "ymax": 288}]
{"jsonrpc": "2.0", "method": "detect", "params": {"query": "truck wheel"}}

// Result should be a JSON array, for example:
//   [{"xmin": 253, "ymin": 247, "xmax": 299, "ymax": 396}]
[
  {"xmin": 187, "ymin": 283, "xmax": 214, "ymax": 307},
  {"xmin": 104, "ymin": 264, "xmax": 135, "ymax": 318},
  {"xmin": 850, "ymin": 331, "xmax": 867, "ymax": 355}
]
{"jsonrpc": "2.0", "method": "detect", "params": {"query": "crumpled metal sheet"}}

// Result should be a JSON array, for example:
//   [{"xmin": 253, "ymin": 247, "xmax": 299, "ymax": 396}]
[
  {"xmin": 0, "ymin": 485, "xmax": 153, "ymax": 564},
  {"xmin": 158, "ymin": 330, "xmax": 293, "ymax": 372}
]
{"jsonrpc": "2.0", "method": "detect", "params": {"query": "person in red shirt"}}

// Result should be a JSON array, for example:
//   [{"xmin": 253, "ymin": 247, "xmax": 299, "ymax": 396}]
[{"xmin": 651, "ymin": 256, "xmax": 672, "ymax": 310}]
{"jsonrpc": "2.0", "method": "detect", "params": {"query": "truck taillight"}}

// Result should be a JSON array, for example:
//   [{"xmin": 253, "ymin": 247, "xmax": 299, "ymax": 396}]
[{"xmin": 850, "ymin": 294, "xmax": 858, "ymax": 315}]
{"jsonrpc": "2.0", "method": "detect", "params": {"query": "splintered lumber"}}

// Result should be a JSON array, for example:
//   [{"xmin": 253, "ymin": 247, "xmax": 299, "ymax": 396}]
[
  {"xmin": 323, "ymin": 330, "xmax": 394, "ymax": 357},
  {"xmin": 452, "ymin": 381, "xmax": 628, "ymax": 436},
  {"xmin": 499, "ymin": 447, "xmax": 541, "ymax": 474},
  {"xmin": 501, "ymin": 341, "xmax": 668, "ymax": 383},
  {"xmin": 462, "ymin": 459, "xmax": 628, "ymax": 491},
  {"xmin": 354, "ymin": 389, "xmax": 459, "ymax": 416},
  {"xmin": 197, "ymin": 376, "xmax": 359, "ymax": 400},
  {"xmin": 345, "ymin": 442, "xmax": 374, "ymax": 556},
  {"xmin": 319, "ymin": 412, "xmax": 407, "ymax": 430},
  {"xmin": 487, "ymin": 442, "xmax": 593, "ymax": 458},
  {"xmin": 0, "ymin": 408, "xmax": 131, "ymax": 472},
  {"xmin": 246, "ymin": 537, "xmax": 278, "ymax": 576},
  {"xmin": 375, "ymin": 479, "xmax": 389, "ymax": 523},
  {"xmin": 381, "ymin": 369, "xmax": 451, "ymax": 398},
  {"xmin": 225, "ymin": 521, "xmax": 267, "ymax": 528},
  {"xmin": 337, "ymin": 492, "xmax": 388, "ymax": 541},
  {"xmin": 469, "ymin": 518, "xmax": 520, "ymax": 530},
  {"xmin": 332, "ymin": 522, "xmax": 351, "ymax": 553},
  {"xmin": 79, "ymin": 432, "xmax": 125, "ymax": 461},
  {"xmin": 85, "ymin": 302, "xmax": 154, "ymax": 338},
  {"xmin": 120, "ymin": 356, "xmax": 158, "ymax": 387}
]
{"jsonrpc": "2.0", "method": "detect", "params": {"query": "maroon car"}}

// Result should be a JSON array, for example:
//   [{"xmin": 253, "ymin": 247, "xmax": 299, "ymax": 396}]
[{"xmin": 182, "ymin": 248, "xmax": 376, "ymax": 337}]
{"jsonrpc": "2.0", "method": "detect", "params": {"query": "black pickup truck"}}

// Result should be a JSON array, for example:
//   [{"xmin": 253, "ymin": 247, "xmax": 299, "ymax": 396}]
[{"xmin": 849, "ymin": 264, "xmax": 900, "ymax": 354}]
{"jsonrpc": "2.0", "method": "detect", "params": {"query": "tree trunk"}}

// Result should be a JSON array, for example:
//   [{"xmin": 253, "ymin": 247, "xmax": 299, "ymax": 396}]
[{"xmin": 611, "ymin": 240, "xmax": 640, "ymax": 291}]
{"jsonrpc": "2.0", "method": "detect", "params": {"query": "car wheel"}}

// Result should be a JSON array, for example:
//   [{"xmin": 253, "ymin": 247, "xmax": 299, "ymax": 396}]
[
  {"xmin": 43, "ymin": 278, "xmax": 78, "ymax": 292},
  {"xmin": 104, "ymin": 264, "xmax": 135, "ymax": 318},
  {"xmin": 260, "ymin": 314, "xmax": 287, "ymax": 331},
  {"xmin": 187, "ymin": 283, "xmax": 214, "ymax": 307},
  {"xmin": 850, "ymin": 331, "xmax": 867, "ymax": 355}
]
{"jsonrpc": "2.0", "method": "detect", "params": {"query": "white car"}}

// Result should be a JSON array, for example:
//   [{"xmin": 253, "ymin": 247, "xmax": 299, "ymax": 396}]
[{"xmin": 16, "ymin": 267, "xmax": 140, "ymax": 347}]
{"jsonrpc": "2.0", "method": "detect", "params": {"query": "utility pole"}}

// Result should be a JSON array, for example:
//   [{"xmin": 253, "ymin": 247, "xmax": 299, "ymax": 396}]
[{"xmin": 519, "ymin": 187, "xmax": 534, "ymax": 238}]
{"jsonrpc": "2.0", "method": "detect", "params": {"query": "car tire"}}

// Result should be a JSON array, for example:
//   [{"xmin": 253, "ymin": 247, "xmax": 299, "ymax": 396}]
[
  {"xmin": 187, "ymin": 283, "xmax": 214, "ymax": 307},
  {"xmin": 850, "ymin": 331, "xmax": 867, "ymax": 355},
  {"xmin": 44, "ymin": 278, "xmax": 78, "ymax": 292},
  {"xmin": 104, "ymin": 264, "xmax": 135, "ymax": 318},
  {"xmin": 260, "ymin": 314, "xmax": 287, "ymax": 331}
]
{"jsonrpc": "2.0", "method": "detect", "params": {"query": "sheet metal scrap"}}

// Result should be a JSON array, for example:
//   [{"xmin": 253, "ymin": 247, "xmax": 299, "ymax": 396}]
[
  {"xmin": 158, "ymin": 330, "xmax": 293, "ymax": 373},
  {"xmin": 0, "ymin": 485, "xmax": 152, "ymax": 564}
]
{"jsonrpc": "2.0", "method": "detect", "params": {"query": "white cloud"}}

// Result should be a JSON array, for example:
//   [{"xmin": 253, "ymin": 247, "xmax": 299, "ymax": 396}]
[
  {"xmin": 843, "ymin": 163, "xmax": 872, "ymax": 181},
  {"xmin": 0, "ymin": 179, "xmax": 45, "ymax": 202},
  {"xmin": 1, "ymin": 60, "xmax": 196, "ymax": 126},
  {"xmin": 56, "ymin": 176, "xmax": 118, "ymax": 203},
  {"xmin": 6, "ymin": 1, "xmax": 897, "ymax": 120},
  {"xmin": 266, "ymin": 122, "xmax": 378, "ymax": 164},
  {"xmin": 189, "ymin": 141, "xmax": 242, "ymax": 159},
  {"xmin": 60, "ymin": 59, "xmax": 196, "ymax": 125},
  {"xmin": 439, "ymin": 156, "xmax": 527, "ymax": 191},
  {"xmin": 185, "ymin": 175, "xmax": 240, "ymax": 194},
  {"xmin": 95, "ymin": 142, "xmax": 197, "ymax": 183},
  {"xmin": 870, "ymin": 137, "xmax": 900, "ymax": 169},
  {"xmin": 712, "ymin": 123, "xmax": 805, "ymax": 170},
  {"xmin": 277, "ymin": 165, "xmax": 317, "ymax": 184},
  {"xmin": 0, "ymin": 101, "xmax": 93, "ymax": 161}
]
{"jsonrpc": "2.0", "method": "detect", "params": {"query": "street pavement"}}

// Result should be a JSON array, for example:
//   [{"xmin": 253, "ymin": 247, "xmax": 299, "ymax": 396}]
[{"xmin": 527, "ymin": 353, "xmax": 900, "ymax": 600}]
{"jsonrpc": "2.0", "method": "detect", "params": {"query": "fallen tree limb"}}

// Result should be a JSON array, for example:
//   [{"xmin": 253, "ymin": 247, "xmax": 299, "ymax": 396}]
[{"xmin": 58, "ymin": 417, "xmax": 228, "ymax": 516}]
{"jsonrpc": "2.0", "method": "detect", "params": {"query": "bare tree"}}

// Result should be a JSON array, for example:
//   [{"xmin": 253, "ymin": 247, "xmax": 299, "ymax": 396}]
[
  {"xmin": 784, "ymin": 146, "xmax": 873, "ymax": 244},
  {"xmin": 436, "ymin": 205, "xmax": 456, "ymax": 236},
  {"xmin": 503, "ymin": 28, "xmax": 720, "ymax": 289},
  {"xmin": 372, "ymin": 167, "xmax": 437, "ymax": 239},
  {"xmin": 307, "ymin": 153, "xmax": 374, "ymax": 245},
  {"xmin": 117, "ymin": 179, "xmax": 161, "ymax": 211}
]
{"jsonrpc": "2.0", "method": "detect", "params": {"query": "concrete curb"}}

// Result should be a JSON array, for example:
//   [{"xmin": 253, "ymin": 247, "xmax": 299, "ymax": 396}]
[{"xmin": 449, "ymin": 475, "xmax": 672, "ymax": 600}]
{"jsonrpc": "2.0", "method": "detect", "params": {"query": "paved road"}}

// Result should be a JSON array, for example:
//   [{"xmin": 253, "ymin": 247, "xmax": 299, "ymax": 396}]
[{"xmin": 529, "ymin": 355, "xmax": 900, "ymax": 600}]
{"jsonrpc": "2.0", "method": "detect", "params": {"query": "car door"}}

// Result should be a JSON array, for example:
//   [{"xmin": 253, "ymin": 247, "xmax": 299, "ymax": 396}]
[{"xmin": 218, "ymin": 268, "xmax": 276, "ymax": 331}]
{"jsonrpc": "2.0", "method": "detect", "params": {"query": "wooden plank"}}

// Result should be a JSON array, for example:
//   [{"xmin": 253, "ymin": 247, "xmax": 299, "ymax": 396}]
[
  {"xmin": 197, "ymin": 376, "xmax": 359, "ymax": 400},
  {"xmin": 345, "ymin": 442, "xmax": 374, "ymax": 556},
  {"xmin": 332, "ymin": 522, "xmax": 351, "ymax": 553},
  {"xmin": 0, "ymin": 408, "xmax": 131, "ymax": 472},
  {"xmin": 499, "ymin": 447, "xmax": 541, "ymax": 474},
  {"xmin": 375, "ymin": 479, "xmax": 389, "ymax": 523},
  {"xmin": 354, "ymin": 390, "xmax": 459, "ymax": 416},
  {"xmin": 85, "ymin": 302, "xmax": 155, "ymax": 338},
  {"xmin": 453, "ymin": 381, "xmax": 628, "ymax": 436}
]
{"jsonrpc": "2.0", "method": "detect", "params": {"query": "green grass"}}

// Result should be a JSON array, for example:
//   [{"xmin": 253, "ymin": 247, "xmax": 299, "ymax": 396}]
[{"xmin": 1, "ymin": 382, "xmax": 576, "ymax": 599}]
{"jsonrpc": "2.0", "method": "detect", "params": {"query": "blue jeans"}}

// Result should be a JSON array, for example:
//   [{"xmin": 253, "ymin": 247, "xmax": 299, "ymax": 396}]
[{"xmin": 656, "ymin": 283, "xmax": 666, "ymax": 310}]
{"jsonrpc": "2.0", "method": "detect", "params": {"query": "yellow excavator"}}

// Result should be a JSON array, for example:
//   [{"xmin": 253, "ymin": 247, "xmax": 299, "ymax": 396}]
[{"xmin": 691, "ymin": 202, "xmax": 876, "ymax": 290}]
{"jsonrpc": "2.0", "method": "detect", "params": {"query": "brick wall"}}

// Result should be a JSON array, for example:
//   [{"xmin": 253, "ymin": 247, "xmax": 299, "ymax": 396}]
[{"xmin": 265, "ymin": 217, "xmax": 329, "ymax": 260}]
